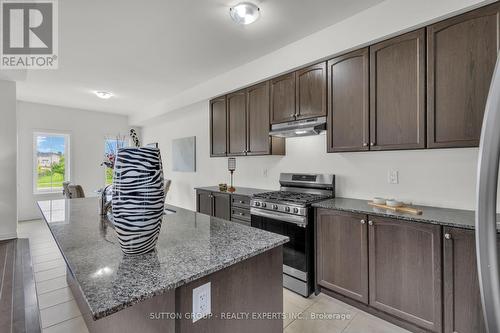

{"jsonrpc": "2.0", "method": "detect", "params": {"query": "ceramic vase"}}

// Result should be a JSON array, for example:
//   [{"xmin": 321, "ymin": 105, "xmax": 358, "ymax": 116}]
[{"xmin": 112, "ymin": 147, "xmax": 165, "ymax": 255}]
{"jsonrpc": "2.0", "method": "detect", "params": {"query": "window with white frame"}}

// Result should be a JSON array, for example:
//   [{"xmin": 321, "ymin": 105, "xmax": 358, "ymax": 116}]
[
  {"xmin": 33, "ymin": 132, "xmax": 70, "ymax": 193},
  {"xmin": 104, "ymin": 137, "xmax": 127, "ymax": 185}
]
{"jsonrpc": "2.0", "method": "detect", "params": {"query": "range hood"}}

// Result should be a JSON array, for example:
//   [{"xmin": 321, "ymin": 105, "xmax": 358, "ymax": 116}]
[{"xmin": 269, "ymin": 116, "xmax": 326, "ymax": 138}]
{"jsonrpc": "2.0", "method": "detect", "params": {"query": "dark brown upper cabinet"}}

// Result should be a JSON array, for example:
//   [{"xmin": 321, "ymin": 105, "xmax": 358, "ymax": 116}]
[
  {"xmin": 227, "ymin": 90, "xmax": 247, "ymax": 156},
  {"xmin": 442, "ymin": 227, "xmax": 500, "ymax": 333},
  {"xmin": 296, "ymin": 62, "xmax": 327, "ymax": 120},
  {"xmin": 209, "ymin": 97, "xmax": 227, "ymax": 157},
  {"xmin": 270, "ymin": 72, "xmax": 296, "ymax": 124},
  {"xmin": 247, "ymin": 82, "xmax": 270, "ymax": 155},
  {"xmin": 327, "ymin": 48, "xmax": 370, "ymax": 152},
  {"xmin": 211, "ymin": 84, "xmax": 285, "ymax": 158},
  {"xmin": 316, "ymin": 209, "xmax": 369, "ymax": 304},
  {"xmin": 427, "ymin": 3, "xmax": 500, "ymax": 148},
  {"xmin": 370, "ymin": 29, "xmax": 426, "ymax": 151},
  {"xmin": 368, "ymin": 216, "xmax": 442, "ymax": 332}
]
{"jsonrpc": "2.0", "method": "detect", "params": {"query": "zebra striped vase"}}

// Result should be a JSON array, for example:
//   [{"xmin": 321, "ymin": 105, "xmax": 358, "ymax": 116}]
[{"xmin": 112, "ymin": 147, "xmax": 165, "ymax": 255}]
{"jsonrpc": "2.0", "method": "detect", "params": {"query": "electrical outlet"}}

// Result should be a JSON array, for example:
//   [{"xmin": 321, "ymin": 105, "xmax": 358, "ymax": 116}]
[
  {"xmin": 192, "ymin": 282, "xmax": 211, "ymax": 322},
  {"xmin": 388, "ymin": 170, "xmax": 399, "ymax": 184}
]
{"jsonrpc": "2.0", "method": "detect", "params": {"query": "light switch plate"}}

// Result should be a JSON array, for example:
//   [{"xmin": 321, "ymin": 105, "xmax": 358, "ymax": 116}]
[
  {"xmin": 192, "ymin": 282, "xmax": 211, "ymax": 322},
  {"xmin": 388, "ymin": 170, "xmax": 399, "ymax": 184}
]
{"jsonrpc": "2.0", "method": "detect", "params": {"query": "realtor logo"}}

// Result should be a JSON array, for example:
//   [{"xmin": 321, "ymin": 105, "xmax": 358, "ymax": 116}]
[{"xmin": 1, "ymin": 0, "xmax": 58, "ymax": 69}]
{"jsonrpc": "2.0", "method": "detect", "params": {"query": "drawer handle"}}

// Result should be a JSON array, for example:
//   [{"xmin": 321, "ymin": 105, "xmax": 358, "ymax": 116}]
[{"xmin": 238, "ymin": 212, "xmax": 245, "ymax": 216}]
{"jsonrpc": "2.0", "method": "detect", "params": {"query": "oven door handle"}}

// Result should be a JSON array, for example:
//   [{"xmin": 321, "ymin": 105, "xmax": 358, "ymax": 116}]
[{"xmin": 250, "ymin": 208, "xmax": 307, "ymax": 227}]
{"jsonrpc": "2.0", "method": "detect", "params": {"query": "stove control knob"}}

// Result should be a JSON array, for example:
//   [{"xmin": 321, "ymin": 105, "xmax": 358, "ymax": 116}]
[
  {"xmin": 255, "ymin": 202, "xmax": 260, "ymax": 207},
  {"xmin": 285, "ymin": 207, "xmax": 290, "ymax": 212},
  {"xmin": 262, "ymin": 203, "xmax": 267, "ymax": 208},
  {"xmin": 293, "ymin": 208, "xmax": 299, "ymax": 214},
  {"xmin": 273, "ymin": 204, "xmax": 278, "ymax": 210}
]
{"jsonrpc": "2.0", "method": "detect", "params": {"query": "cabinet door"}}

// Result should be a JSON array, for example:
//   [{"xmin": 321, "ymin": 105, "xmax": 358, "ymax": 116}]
[
  {"xmin": 212, "ymin": 192, "xmax": 230, "ymax": 220},
  {"xmin": 196, "ymin": 190, "xmax": 213, "ymax": 216},
  {"xmin": 327, "ymin": 49, "xmax": 369, "ymax": 152},
  {"xmin": 368, "ymin": 216, "xmax": 442, "ymax": 332},
  {"xmin": 370, "ymin": 29, "xmax": 426, "ymax": 150},
  {"xmin": 443, "ymin": 227, "xmax": 500, "ymax": 333},
  {"xmin": 296, "ymin": 62, "xmax": 327, "ymax": 120},
  {"xmin": 316, "ymin": 209, "xmax": 369, "ymax": 304},
  {"xmin": 427, "ymin": 3, "xmax": 500, "ymax": 148},
  {"xmin": 270, "ymin": 73, "xmax": 296, "ymax": 124},
  {"xmin": 247, "ymin": 82, "xmax": 271, "ymax": 155},
  {"xmin": 210, "ymin": 97, "xmax": 227, "ymax": 157},
  {"xmin": 227, "ymin": 90, "xmax": 247, "ymax": 156}
]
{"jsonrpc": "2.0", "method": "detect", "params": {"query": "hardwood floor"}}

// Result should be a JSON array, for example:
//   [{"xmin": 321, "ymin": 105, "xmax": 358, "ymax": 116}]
[{"xmin": 0, "ymin": 238, "xmax": 41, "ymax": 333}]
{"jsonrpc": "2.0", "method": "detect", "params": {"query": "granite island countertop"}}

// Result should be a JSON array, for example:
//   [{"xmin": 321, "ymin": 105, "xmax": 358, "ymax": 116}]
[
  {"xmin": 194, "ymin": 186, "xmax": 272, "ymax": 197},
  {"xmin": 313, "ymin": 197, "xmax": 500, "ymax": 232},
  {"xmin": 37, "ymin": 198, "xmax": 288, "ymax": 320}
]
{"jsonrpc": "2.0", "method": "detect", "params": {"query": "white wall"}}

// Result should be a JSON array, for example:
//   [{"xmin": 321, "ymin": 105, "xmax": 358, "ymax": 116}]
[
  {"xmin": 140, "ymin": 0, "xmax": 500, "ymax": 212},
  {"xmin": 0, "ymin": 80, "xmax": 18, "ymax": 240},
  {"xmin": 17, "ymin": 101, "xmax": 130, "ymax": 221},
  {"xmin": 142, "ymin": 102, "xmax": 499, "ymax": 212},
  {"xmin": 132, "ymin": 0, "xmax": 494, "ymax": 125}
]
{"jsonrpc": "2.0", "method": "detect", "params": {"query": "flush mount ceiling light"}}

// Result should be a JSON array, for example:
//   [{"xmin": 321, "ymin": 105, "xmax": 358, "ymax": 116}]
[
  {"xmin": 94, "ymin": 91, "xmax": 113, "ymax": 99},
  {"xmin": 229, "ymin": 2, "xmax": 260, "ymax": 25}
]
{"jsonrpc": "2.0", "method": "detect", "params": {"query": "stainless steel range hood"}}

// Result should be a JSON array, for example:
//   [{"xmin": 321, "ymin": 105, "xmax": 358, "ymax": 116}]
[{"xmin": 269, "ymin": 116, "xmax": 326, "ymax": 138}]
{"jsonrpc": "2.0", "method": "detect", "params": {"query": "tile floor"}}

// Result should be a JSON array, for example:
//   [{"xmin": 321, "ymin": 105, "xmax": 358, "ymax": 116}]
[{"xmin": 19, "ymin": 219, "xmax": 411, "ymax": 333}]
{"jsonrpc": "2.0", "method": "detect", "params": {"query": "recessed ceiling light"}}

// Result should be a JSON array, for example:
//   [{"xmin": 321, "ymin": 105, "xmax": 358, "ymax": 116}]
[
  {"xmin": 94, "ymin": 91, "xmax": 113, "ymax": 99},
  {"xmin": 230, "ymin": 2, "xmax": 260, "ymax": 25}
]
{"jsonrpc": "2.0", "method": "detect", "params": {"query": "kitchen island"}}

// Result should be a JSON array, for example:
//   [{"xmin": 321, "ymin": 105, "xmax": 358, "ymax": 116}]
[{"xmin": 37, "ymin": 198, "xmax": 288, "ymax": 333}]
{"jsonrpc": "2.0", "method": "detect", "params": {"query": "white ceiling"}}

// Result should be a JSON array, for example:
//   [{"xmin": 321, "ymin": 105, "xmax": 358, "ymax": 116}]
[{"xmin": 13, "ymin": 0, "xmax": 384, "ymax": 116}]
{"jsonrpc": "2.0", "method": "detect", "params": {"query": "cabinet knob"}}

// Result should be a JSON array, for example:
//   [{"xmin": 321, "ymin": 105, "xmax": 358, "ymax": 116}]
[
  {"xmin": 290, "ymin": 114, "xmax": 295, "ymax": 117},
  {"xmin": 444, "ymin": 233, "xmax": 452, "ymax": 240},
  {"xmin": 239, "ymin": 201, "xmax": 244, "ymax": 204},
  {"xmin": 368, "ymin": 220, "xmax": 374, "ymax": 226},
  {"xmin": 363, "ymin": 143, "xmax": 368, "ymax": 147},
  {"xmin": 370, "ymin": 142, "xmax": 375, "ymax": 146},
  {"xmin": 360, "ymin": 219, "xmax": 366, "ymax": 224}
]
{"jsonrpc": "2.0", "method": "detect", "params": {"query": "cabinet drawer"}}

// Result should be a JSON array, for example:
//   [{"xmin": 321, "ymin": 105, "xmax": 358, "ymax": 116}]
[
  {"xmin": 231, "ymin": 207, "xmax": 251, "ymax": 221},
  {"xmin": 231, "ymin": 217, "xmax": 251, "ymax": 227},
  {"xmin": 231, "ymin": 195, "xmax": 251, "ymax": 208}
]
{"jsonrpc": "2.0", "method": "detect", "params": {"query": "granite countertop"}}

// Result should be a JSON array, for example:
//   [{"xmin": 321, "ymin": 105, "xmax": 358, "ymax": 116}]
[
  {"xmin": 37, "ymin": 198, "xmax": 288, "ymax": 320},
  {"xmin": 313, "ymin": 197, "xmax": 500, "ymax": 232},
  {"xmin": 195, "ymin": 186, "xmax": 272, "ymax": 197}
]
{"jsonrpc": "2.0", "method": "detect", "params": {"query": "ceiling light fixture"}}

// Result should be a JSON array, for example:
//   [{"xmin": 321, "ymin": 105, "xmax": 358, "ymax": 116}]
[
  {"xmin": 94, "ymin": 91, "xmax": 113, "ymax": 99},
  {"xmin": 229, "ymin": 2, "xmax": 260, "ymax": 25}
]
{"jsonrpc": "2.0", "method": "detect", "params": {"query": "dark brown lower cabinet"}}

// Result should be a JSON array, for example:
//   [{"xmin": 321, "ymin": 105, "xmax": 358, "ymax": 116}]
[
  {"xmin": 443, "ymin": 227, "xmax": 500, "ymax": 333},
  {"xmin": 195, "ymin": 190, "xmax": 230, "ymax": 220},
  {"xmin": 368, "ymin": 216, "xmax": 442, "ymax": 332},
  {"xmin": 196, "ymin": 190, "xmax": 212, "ymax": 216},
  {"xmin": 316, "ymin": 209, "xmax": 369, "ymax": 304}
]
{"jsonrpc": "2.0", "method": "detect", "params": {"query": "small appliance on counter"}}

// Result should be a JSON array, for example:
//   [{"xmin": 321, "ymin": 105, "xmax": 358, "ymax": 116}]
[{"xmin": 250, "ymin": 173, "xmax": 335, "ymax": 297}]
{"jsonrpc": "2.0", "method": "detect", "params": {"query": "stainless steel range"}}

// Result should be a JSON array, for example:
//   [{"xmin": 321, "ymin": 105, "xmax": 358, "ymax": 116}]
[{"xmin": 250, "ymin": 173, "xmax": 335, "ymax": 297}]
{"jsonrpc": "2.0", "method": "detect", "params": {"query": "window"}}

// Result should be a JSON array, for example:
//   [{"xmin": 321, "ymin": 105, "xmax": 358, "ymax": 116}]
[
  {"xmin": 104, "ymin": 138, "xmax": 127, "ymax": 185},
  {"xmin": 34, "ymin": 132, "xmax": 70, "ymax": 193}
]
